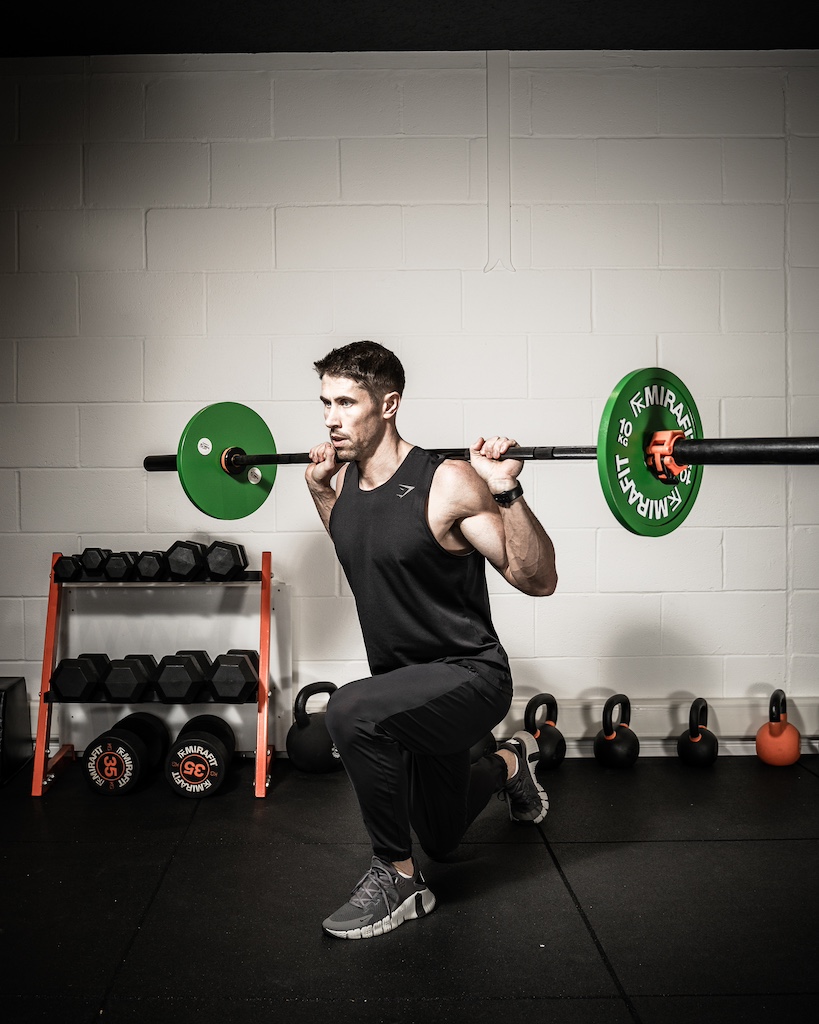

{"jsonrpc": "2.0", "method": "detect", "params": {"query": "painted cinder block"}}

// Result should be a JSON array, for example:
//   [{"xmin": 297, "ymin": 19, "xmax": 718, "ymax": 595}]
[
  {"xmin": 21, "ymin": 469, "xmax": 145, "ymax": 534},
  {"xmin": 341, "ymin": 139, "xmax": 470, "ymax": 201},
  {"xmin": 597, "ymin": 139, "xmax": 722, "ymax": 201},
  {"xmin": 529, "ymin": 335, "xmax": 658, "ymax": 401},
  {"xmin": 19, "ymin": 77, "xmax": 84, "ymax": 141},
  {"xmin": 535, "ymin": 593, "xmax": 663, "ymax": 658},
  {"xmin": 594, "ymin": 270, "xmax": 720, "ymax": 333},
  {"xmin": 207, "ymin": 272, "xmax": 333, "ymax": 334},
  {"xmin": 787, "ymin": 268, "xmax": 819, "ymax": 334},
  {"xmin": 723, "ymin": 528, "xmax": 787, "ymax": 591},
  {"xmin": 333, "ymin": 270, "xmax": 461, "ymax": 334},
  {"xmin": 530, "ymin": 69, "xmax": 659, "ymax": 136},
  {"xmin": 788, "ymin": 70, "xmax": 819, "ymax": 134},
  {"xmin": 401, "ymin": 336, "xmax": 528, "ymax": 399},
  {"xmin": 0, "ymin": 469, "xmax": 17, "ymax": 530},
  {"xmin": 792, "ymin": 527, "xmax": 819, "ymax": 590},
  {"xmin": 17, "ymin": 338, "xmax": 143, "ymax": 403},
  {"xmin": 0, "ymin": 533, "xmax": 81, "ymax": 597},
  {"xmin": 792, "ymin": 593, "xmax": 819, "ymax": 656},
  {"xmin": 721, "ymin": 398, "xmax": 787, "ymax": 437},
  {"xmin": 80, "ymin": 403, "xmax": 201, "ymax": 468},
  {"xmin": 89, "ymin": 76, "xmax": 144, "ymax": 141},
  {"xmin": 0, "ymin": 405, "xmax": 77, "ymax": 467},
  {"xmin": 275, "ymin": 206, "xmax": 402, "ymax": 270},
  {"xmin": 462, "ymin": 397, "xmax": 593, "ymax": 447},
  {"xmin": 722, "ymin": 140, "xmax": 785, "ymax": 202},
  {"xmin": 597, "ymin": 528, "xmax": 723, "ymax": 593},
  {"xmin": 511, "ymin": 140, "xmax": 597, "ymax": 202},
  {"xmin": 0, "ymin": 600, "xmax": 25, "ymax": 660},
  {"xmin": 722, "ymin": 271, "xmax": 785, "ymax": 334},
  {"xmin": 273, "ymin": 71, "xmax": 401, "ymax": 138},
  {"xmin": 789, "ymin": 138, "xmax": 819, "ymax": 202},
  {"xmin": 0, "ymin": 274, "xmax": 77, "ymax": 338},
  {"xmin": 80, "ymin": 272, "xmax": 204, "ymax": 337},
  {"xmin": 403, "ymin": 205, "xmax": 486, "ymax": 269},
  {"xmin": 297, "ymin": 596, "xmax": 367, "ymax": 661},
  {"xmin": 532, "ymin": 205, "xmax": 659, "ymax": 268},
  {"xmin": 685, "ymin": 466, "xmax": 787, "ymax": 529},
  {"xmin": 20, "ymin": 210, "xmax": 144, "ymax": 272},
  {"xmin": 463, "ymin": 269, "xmax": 591, "ymax": 333},
  {"xmin": 789, "ymin": 204, "xmax": 819, "ymax": 266},
  {"xmin": 658, "ymin": 334, "xmax": 786, "ymax": 398},
  {"xmin": 661, "ymin": 205, "xmax": 784, "ymax": 269},
  {"xmin": 658, "ymin": 69, "xmax": 784, "ymax": 135},
  {"xmin": 0, "ymin": 143, "xmax": 81, "ymax": 207},
  {"xmin": 146, "ymin": 73, "xmax": 272, "ymax": 140},
  {"xmin": 211, "ymin": 141, "xmax": 339, "ymax": 204},
  {"xmin": 147, "ymin": 209, "xmax": 273, "ymax": 272},
  {"xmin": 724, "ymin": 655, "xmax": 786, "ymax": 698},
  {"xmin": 145, "ymin": 337, "xmax": 271, "ymax": 403},
  {"xmin": 401, "ymin": 70, "xmax": 486, "ymax": 136},
  {"xmin": 662, "ymin": 591, "xmax": 787, "ymax": 656},
  {"xmin": 86, "ymin": 142, "xmax": 209, "ymax": 207}
]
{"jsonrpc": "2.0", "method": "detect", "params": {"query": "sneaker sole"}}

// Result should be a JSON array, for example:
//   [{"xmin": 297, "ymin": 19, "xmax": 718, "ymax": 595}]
[
  {"xmin": 506, "ymin": 732, "xmax": 550, "ymax": 825},
  {"xmin": 323, "ymin": 887, "xmax": 437, "ymax": 940}
]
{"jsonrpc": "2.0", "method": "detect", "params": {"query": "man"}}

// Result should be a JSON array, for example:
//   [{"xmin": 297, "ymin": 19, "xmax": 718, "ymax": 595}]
[{"xmin": 305, "ymin": 340, "xmax": 557, "ymax": 940}]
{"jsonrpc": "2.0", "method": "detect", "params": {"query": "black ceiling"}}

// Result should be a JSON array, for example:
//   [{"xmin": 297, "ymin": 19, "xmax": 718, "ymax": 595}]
[{"xmin": 6, "ymin": 2, "xmax": 819, "ymax": 58}]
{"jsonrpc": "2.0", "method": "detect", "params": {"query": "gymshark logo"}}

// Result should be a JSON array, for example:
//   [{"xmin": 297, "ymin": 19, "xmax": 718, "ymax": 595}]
[{"xmin": 397, "ymin": 484, "xmax": 415, "ymax": 498}]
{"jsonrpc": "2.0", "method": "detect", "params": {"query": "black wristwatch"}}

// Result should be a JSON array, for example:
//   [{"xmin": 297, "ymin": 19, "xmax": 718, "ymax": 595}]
[{"xmin": 492, "ymin": 482, "xmax": 524, "ymax": 508}]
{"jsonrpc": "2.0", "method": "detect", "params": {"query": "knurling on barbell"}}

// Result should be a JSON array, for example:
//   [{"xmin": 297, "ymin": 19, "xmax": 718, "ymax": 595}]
[{"xmin": 142, "ymin": 368, "xmax": 819, "ymax": 536}]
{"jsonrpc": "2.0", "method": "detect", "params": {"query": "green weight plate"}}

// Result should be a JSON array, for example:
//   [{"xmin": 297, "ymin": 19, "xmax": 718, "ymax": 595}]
[
  {"xmin": 597, "ymin": 367, "xmax": 703, "ymax": 537},
  {"xmin": 177, "ymin": 402, "xmax": 276, "ymax": 520}
]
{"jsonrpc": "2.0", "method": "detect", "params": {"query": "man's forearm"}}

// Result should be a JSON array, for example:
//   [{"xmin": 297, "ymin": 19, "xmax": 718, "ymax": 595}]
[
  {"xmin": 498, "ymin": 498, "xmax": 558, "ymax": 597},
  {"xmin": 307, "ymin": 481, "xmax": 336, "ymax": 535}
]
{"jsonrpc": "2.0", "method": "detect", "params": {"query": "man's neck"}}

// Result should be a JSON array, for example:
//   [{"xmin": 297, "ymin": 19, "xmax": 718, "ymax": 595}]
[{"xmin": 356, "ymin": 434, "xmax": 413, "ymax": 491}]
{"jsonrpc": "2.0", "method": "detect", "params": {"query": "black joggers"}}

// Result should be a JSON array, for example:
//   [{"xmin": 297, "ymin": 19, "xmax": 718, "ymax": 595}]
[{"xmin": 324, "ymin": 656, "xmax": 513, "ymax": 863}]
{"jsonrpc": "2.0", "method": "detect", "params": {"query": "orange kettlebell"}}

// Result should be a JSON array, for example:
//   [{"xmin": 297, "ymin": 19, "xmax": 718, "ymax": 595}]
[{"xmin": 755, "ymin": 689, "xmax": 800, "ymax": 766}]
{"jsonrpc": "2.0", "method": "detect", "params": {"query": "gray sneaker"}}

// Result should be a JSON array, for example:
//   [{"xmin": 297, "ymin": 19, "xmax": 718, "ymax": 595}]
[
  {"xmin": 322, "ymin": 856, "xmax": 437, "ymax": 940},
  {"xmin": 498, "ymin": 730, "xmax": 549, "ymax": 824}
]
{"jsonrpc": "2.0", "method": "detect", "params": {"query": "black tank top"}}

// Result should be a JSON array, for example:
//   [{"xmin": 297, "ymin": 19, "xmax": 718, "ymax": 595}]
[{"xmin": 329, "ymin": 446, "xmax": 507, "ymax": 676}]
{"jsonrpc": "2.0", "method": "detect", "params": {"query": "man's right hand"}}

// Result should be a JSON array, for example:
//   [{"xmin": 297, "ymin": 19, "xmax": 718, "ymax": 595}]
[{"xmin": 306, "ymin": 441, "xmax": 338, "ymax": 490}]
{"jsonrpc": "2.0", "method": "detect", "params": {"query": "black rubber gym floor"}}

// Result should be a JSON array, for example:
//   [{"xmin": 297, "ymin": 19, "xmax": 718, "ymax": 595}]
[{"xmin": 2, "ymin": 753, "xmax": 818, "ymax": 1024}]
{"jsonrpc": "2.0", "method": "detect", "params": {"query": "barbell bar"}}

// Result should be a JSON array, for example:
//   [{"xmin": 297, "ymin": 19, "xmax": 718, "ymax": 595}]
[{"xmin": 143, "ymin": 367, "xmax": 819, "ymax": 537}]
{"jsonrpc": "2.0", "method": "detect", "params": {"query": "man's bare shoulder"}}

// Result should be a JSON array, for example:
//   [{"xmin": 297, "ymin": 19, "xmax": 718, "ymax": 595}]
[{"xmin": 433, "ymin": 457, "xmax": 495, "ymax": 513}]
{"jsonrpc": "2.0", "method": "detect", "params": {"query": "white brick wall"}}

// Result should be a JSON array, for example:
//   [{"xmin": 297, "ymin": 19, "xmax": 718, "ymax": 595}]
[{"xmin": 1, "ymin": 50, "xmax": 818, "ymax": 749}]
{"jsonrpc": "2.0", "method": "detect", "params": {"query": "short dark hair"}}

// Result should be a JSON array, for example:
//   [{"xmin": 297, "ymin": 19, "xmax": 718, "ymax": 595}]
[{"xmin": 314, "ymin": 340, "xmax": 405, "ymax": 402}]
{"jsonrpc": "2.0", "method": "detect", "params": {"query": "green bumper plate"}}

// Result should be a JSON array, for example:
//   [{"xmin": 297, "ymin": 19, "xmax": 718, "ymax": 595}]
[
  {"xmin": 598, "ymin": 367, "xmax": 703, "ymax": 537},
  {"xmin": 177, "ymin": 402, "xmax": 276, "ymax": 520}
]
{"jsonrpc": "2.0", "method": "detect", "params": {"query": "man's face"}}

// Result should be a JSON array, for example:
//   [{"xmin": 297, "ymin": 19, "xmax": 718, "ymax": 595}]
[{"xmin": 320, "ymin": 375, "xmax": 384, "ymax": 461}]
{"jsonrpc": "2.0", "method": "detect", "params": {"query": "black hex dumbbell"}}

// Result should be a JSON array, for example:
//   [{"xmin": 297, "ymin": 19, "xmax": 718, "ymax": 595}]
[
  {"xmin": 102, "ymin": 551, "xmax": 139, "ymax": 581},
  {"xmin": 53, "ymin": 554, "xmax": 83, "ymax": 583},
  {"xmin": 80, "ymin": 547, "xmax": 111, "ymax": 578},
  {"xmin": 154, "ymin": 652, "xmax": 208, "ymax": 703},
  {"xmin": 100, "ymin": 654, "xmax": 158, "ymax": 702},
  {"xmin": 50, "ymin": 653, "xmax": 112, "ymax": 701},
  {"xmin": 207, "ymin": 651, "xmax": 259, "ymax": 703},
  {"xmin": 135, "ymin": 550, "xmax": 170, "ymax": 582},
  {"xmin": 204, "ymin": 541, "xmax": 249, "ymax": 582},
  {"xmin": 166, "ymin": 540, "xmax": 208, "ymax": 581}
]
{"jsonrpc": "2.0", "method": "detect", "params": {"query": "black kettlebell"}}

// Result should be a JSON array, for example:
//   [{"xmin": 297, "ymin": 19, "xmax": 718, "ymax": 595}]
[
  {"xmin": 677, "ymin": 697, "xmax": 718, "ymax": 767},
  {"xmin": 593, "ymin": 694, "xmax": 639, "ymax": 768},
  {"xmin": 286, "ymin": 681, "xmax": 343, "ymax": 773},
  {"xmin": 524, "ymin": 692, "xmax": 566, "ymax": 769}
]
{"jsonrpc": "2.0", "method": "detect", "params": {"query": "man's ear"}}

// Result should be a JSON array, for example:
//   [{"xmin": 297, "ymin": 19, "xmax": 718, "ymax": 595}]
[{"xmin": 382, "ymin": 391, "xmax": 401, "ymax": 421}]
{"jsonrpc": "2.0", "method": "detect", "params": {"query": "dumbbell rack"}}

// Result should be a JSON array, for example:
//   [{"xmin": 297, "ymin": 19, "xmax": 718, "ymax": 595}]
[{"xmin": 31, "ymin": 551, "xmax": 276, "ymax": 799}]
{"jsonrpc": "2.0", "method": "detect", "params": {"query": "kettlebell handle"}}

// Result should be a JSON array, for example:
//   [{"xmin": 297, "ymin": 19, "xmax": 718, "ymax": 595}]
[
  {"xmin": 524, "ymin": 692, "xmax": 559, "ymax": 734},
  {"xmin": 293, "ymin": 681, "xmax": 338, "ymax": 728},
  {"xmin": 688, "ymin": 697, "xmax": 709, "ymax": 741},
  {"xmin": 769, "ymin": 688, "xmax": 787, "ymax": 723},
  {"xmin": 601, "ymin": 694, "xmax": 631, "ymax": 738}
]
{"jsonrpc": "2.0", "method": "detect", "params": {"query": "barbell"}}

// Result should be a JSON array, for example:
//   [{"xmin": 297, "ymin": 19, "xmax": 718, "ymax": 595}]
[{"xmin": 143, "ymin": 367, "xmax": 819, "ymax": 537}]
